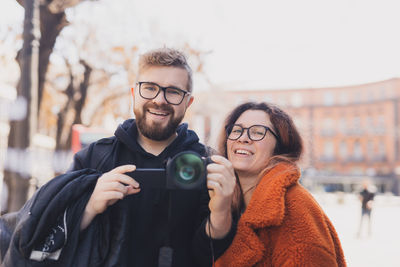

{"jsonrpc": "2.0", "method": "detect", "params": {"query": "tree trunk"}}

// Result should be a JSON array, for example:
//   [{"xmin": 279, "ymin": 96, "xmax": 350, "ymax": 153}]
[
  {"xmin": 5, "ymin": 1, "xmax": 68, "ymax": 212},
  {"xmin": 53, "ymin": 60, "xmax": 92, "ymax": 176},
  {"xmin": 5, "ymin": 0, "xmax": 40, "ymax": 212},
  {"xmin": 38, "ymin": 6, "xmax": 68, "ymax": 110}
]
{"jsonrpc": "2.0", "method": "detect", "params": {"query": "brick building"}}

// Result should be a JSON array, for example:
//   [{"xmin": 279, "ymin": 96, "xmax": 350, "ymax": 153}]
[{"xmin": 187, "ymin": 78, "xmax": 400, "ymax": 194}]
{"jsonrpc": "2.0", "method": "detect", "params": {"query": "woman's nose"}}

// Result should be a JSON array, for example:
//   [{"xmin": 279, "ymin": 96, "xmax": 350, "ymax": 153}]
[{"xmin": 237, "ymin": 129, "xmax": 251, "ymax": 143}]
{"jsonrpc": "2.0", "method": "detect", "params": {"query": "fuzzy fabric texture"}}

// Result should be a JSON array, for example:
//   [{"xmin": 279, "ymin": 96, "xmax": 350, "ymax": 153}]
[{"xmin": 215, "ymin": 163, "xmax": 346, "ymax": 267}]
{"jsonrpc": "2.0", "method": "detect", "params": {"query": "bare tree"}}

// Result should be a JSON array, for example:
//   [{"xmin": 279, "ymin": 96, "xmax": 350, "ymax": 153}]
[
  {"xmin": 55, "ymin": 59, "xmax": 92, "ymax": 152},
  {"xmin": 4, "ymin": 0, "xmax": 209, "ymax": 212},
  {"xmin": 4, "ymin": 0, "xmax": 84, "ymax": 212}
]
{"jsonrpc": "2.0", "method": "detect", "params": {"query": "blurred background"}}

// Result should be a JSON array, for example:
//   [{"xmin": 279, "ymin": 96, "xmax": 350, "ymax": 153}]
[{"xmin": 1, "ymin": 0, "xmax": 400, "ymax": 266}]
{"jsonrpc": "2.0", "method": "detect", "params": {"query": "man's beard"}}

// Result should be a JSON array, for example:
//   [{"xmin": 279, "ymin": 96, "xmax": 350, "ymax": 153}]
[{"xmin": 135, "ymin": 102, "xmax": 184, "ymax": 141}]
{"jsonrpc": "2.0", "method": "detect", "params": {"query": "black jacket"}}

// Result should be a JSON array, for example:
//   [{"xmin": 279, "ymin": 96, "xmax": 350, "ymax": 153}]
[
  {"xmin": 0, "ymin": 169, "xmax": 101, "ymax": 267},
  {"xmin": 0, "ymin": 119, "xmax": 235, "ymax": 267}
]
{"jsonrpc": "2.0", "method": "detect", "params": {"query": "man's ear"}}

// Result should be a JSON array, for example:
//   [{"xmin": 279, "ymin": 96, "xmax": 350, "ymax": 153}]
[
  {"xmin": 131, "ymin": 87, "xmax": 135, "ymax": 98},
  {"xmin": 186, "ymin": 96, "xmax": 194, "ymax": 108}
]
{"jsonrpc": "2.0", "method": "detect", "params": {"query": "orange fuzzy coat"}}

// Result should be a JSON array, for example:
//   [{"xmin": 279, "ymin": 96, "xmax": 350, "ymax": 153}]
[{"xmin": 215, "ymin": 163, "xmax": 346, "ymax": 267}]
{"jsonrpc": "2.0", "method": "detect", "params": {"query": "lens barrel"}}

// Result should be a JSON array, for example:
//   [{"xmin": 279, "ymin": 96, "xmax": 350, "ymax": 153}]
[{"xmin": 166, "ymin": 151, "xmax": 207, "ymax": 190}]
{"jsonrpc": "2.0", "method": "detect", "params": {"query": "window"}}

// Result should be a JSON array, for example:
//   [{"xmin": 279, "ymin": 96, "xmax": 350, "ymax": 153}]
[
  {"xmin": 323, "ymin": 92, "xmax": 334, "ymax": 106},
  {"xmin": 376, "ymin": 115, "xmax": 386, "ymax": 134},
  {"xmin": 353, "ymin": 116, "xmax": 362, "ymax": 134},
  {"xmin": 378, "ymin": 140, "xmax": 386, "ymax": 157},
  {"xmin": 339, "ymin": 92, "xmax": 348, "ymax": 105},
  {"xmin": 322, "ymin": 118, "xmax": 334, "ymax": 135},
  {"xmin": 323, "ymin": 141, "xmax": 335, "ymax": 158},
  {"xmin": 338, "ymin": 119, "xmax": 347, "ymax": 134},
  {"xmin": 353, "ymin": 141, "xmax": 363, "ymax": 160},
  {"xmin": 291, "ymin": 93, "xmax": 303, "ymax": 107},
  {"xmin": 367, "ymin": 140, "xmax": 374, "ymax": 160},
  {"xmin": 365, "ymin": 116, "xmax": 374, "ymax": 134},
  {"xmin": 339, "ymin": 141, "xmax": 347, "ymax": 159}
]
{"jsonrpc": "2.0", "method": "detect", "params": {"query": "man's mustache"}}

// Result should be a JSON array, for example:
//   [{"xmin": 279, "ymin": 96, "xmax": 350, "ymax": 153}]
[{"xmin": 143, "ymin": 102, "xmax": 174, "ymax": 114}]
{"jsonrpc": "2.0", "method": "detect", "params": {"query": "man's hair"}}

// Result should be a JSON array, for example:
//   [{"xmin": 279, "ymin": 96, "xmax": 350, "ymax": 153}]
[{"xmin": 138, "ymin": 48, "xmax": 193, "ymax": 92}]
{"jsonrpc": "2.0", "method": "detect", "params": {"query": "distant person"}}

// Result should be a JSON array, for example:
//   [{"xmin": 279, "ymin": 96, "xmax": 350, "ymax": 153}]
[
  {"xmin": 213, "ymin": 102, "xmax": 346, "ymax": 266},
  {"xmin": 0, "ymin": 48, "xmax": 236, "ymax": 266},
  {"xmin": 357, "ymin": 180, "xmax": 376, "ymax": 238}
]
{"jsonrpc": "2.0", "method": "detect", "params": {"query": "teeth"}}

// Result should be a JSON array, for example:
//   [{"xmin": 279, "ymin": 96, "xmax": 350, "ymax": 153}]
[
  {"xmin": 235, "ymin": 149, "xmax": 251, "ymax": 155},
  {"xmin": 149, "ymin": 110, "xmax": 168, "ymax": 116}
]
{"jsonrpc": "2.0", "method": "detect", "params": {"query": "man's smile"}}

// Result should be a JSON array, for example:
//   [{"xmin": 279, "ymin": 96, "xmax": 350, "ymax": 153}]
[{"xmin": 147, "ymin": 108, "xmax": 170, "ymax": 117}]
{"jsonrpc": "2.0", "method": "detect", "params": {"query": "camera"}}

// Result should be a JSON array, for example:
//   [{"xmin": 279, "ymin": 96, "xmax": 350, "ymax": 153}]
[{"xmin": 129, "ymin": 151, "xmax": 212, "ymax": 190}]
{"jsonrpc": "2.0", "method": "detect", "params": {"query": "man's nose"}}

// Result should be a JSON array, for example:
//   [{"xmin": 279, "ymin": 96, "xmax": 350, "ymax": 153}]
[{"xmin": 152, "ymin": 89, "xmax": 168, "ymax": 104}]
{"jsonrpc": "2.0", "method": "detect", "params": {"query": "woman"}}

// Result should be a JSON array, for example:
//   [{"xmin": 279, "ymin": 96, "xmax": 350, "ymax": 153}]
[{"xmin": 212, "ymin": 102, "xmax": 346, "ymax": 267}]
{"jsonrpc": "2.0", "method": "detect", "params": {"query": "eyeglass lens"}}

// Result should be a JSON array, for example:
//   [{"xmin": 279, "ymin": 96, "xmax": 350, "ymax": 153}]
[
  {"xmin": 139, "ymin": 82, "xmax": 186, "ymax": 105},
  {"xmin": 228, "ymin": 125, "xmax": 267, "ymax": 141}
]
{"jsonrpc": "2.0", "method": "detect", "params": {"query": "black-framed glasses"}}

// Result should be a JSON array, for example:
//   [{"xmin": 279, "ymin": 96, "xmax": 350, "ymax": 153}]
[
  {"xmin": 137, "ymin": 81, "xmax": 190, "ymax": 105},
  {"xmin": 226, "ymin": 124, "xmax": 280, "ymax": 141}
]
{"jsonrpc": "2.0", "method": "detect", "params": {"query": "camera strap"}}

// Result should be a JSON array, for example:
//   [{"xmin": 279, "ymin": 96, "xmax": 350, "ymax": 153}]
[{"xmin": 158, "ymin": 192, "xmax": 173, "ymax": 267}]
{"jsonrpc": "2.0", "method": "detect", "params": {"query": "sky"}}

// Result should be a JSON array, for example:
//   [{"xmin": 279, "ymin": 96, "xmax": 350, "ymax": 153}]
[{"xmin": 1, "ymin": 0, "xmax": 400, "ymax": 90}]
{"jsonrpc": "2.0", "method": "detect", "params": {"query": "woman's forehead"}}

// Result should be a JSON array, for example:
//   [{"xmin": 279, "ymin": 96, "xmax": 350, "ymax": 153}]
[{"xmin": 235, "ymin": 110, "xmax": 271, "ymax": 125}]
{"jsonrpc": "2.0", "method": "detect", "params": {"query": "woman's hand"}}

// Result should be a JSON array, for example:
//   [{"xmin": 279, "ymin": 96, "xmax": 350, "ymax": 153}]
[
  {"xmin": 206, "ymin": 155, "xmax": 236, "ymax": 238},
  {"xmin": 80, "ymin": 165, "xmax": 141, "ymax": 230}
]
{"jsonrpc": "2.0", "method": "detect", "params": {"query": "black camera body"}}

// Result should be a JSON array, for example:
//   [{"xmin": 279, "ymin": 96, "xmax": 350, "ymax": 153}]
[{"xmin": 128, "ymin": 151, "xmax": 212, "ymax": 190}]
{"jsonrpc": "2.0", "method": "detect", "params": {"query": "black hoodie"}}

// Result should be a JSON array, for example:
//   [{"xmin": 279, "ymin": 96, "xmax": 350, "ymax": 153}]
[
  {"xmin": 0, "ymin": 120, "xmax": 235, "ymax": 267},
  {"xmin": 69, "ymin": 119, "xmax": 234, "ymax": 266}
]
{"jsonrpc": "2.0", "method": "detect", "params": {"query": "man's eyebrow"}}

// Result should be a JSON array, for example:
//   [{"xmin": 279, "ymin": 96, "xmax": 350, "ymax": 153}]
[{"xmin": 141, "ymin": 81, "xmax": 185, "ymax": 91}]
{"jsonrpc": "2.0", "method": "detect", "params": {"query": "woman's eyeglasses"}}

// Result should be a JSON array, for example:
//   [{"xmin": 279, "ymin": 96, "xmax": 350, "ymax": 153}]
[{"xmin": 227, "ymin": 124, "xmax": 280, "ymax": 141}]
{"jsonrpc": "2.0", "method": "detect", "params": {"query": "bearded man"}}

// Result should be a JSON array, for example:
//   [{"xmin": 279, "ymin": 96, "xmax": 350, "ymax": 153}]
[{"xmin": 0, "ymin": 48, "xmax": 235, "ymax": 267}]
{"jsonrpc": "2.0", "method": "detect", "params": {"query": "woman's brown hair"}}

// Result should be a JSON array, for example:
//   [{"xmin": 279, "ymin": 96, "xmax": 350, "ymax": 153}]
[
  {"xmin": 218, "ymin": 102, "xmax": 303, "ymax": 163},
  {"xmin": 218, "ymin": 102, "xmax": 304, "ymax": 214}
]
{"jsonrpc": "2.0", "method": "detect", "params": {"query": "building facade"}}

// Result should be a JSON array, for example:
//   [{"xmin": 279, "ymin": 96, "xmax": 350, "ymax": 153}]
[{"xmin": 187, "ymin": 78, "xmax": 400, "ymax": 194}]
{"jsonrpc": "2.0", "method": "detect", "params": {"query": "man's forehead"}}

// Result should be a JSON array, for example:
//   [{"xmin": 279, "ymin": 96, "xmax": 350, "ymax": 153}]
[{"xmin": 138, "ymin": 66, "xmax": 189, "ymax": 89}]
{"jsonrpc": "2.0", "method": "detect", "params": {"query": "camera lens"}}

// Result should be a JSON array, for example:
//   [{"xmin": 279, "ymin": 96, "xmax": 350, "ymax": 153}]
[
  {"xmin": 167, "ymin": 152, "xmax": 206, "ymax": 190},
  {"xmin": 174, "ymin": 153, "xmax": 204, "ymax": 183},
  {"xmin": 179, "ymin": 166, "xmax": 195, "ymax": 181}
]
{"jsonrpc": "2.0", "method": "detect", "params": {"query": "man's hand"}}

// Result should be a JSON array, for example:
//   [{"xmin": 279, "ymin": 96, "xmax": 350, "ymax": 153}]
[
  {"xmin": 80, "ymin": 165, "xmax": 140, "ymax": 230},
  {"xmin": 206, "ymin": 155, "xmax": 236, "ymax": 238}
]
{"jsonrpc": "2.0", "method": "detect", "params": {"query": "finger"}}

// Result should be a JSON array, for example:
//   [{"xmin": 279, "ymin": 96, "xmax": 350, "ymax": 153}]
[
  {"xmin": 207, "ymin": 172, "xmax": 236, "ymax": 196},
  {"xmin": 125, "ymin": 185, "xmax": 141, "ymax": 195},
  {"xmin": 210, "ymin": 155, "xmax": 232, "ymax": 166},
  {"xmin": 207, "ymin": 180, "xmax": 222, "ymax": 194},
  {"xmin": 207, "ymin": 158, "xmax": 233, "ymax": 173},
  {"xmin": 207, "ymin": 173, "xmax": 224, "ymax": 183},
  {"xmin": 100, "ymin": 191, "xmax": 125, "ymax": 201},
  {"xmin": 109, "ymin": 165, "xmax": 137, "ymax": 175},
  {"xmin": 118, "ymin": 174, "xmax": 140, "ymax": 188},
  {"xmin": 207, "ymin": 172, "xmax": 234, "ymax": 189},
  {"xmin": 104, "ymin": 173, "xmax": 140, "ymax": 188},
  {"xmin": 208, "ymin": 188, "xmax": 215, "ymax": 198},
  {"xmin": 101, "ymin": 181, "xmax": 129, "ymax": 194}
]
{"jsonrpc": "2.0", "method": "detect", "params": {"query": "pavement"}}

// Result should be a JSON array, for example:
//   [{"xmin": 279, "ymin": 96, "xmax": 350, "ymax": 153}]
[{"xmin": 313, "ymin": 192, "xmax": 400, "ymax": 267}]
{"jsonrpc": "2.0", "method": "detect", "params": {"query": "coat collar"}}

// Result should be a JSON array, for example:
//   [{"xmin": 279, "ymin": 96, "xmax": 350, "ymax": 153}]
[
  {"xmin": 216, "ymin": 162, "xmax": 301, "ymax": 267},
  {"xmin": 241, "ymin": 162, "xmax": 300, "ymax": 229}
]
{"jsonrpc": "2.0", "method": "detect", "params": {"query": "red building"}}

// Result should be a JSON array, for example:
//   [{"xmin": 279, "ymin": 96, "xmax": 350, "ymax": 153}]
[{"xmin": 188, "ymin": 78, "xmax": 400, "ymax": 194}]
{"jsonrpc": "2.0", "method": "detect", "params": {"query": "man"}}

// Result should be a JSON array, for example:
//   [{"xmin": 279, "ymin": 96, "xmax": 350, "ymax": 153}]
[
  {"xmin": 0, "ymin": 48, "xmax": 235, "ymax": 266},
  {"xmin": 357, "ymin": 180, "xmax": 375, "ymax": 238}
]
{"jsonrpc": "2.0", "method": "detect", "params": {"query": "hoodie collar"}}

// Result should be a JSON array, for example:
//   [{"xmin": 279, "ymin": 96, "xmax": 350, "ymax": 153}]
[{"xmin": 114, "ymin": 119, "xmax": 199, "ymax": 157}]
